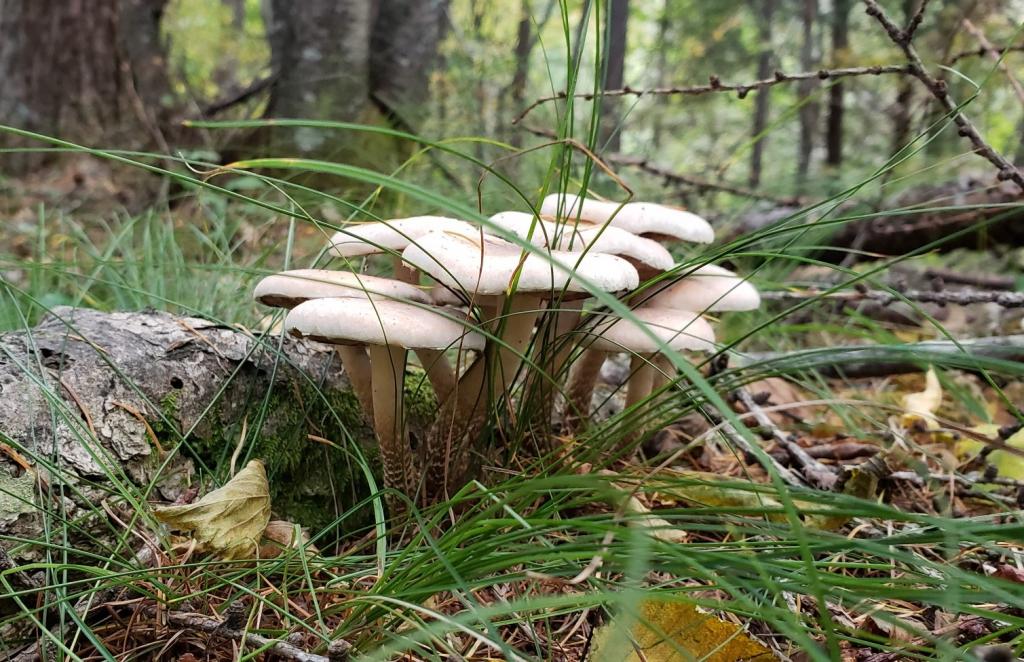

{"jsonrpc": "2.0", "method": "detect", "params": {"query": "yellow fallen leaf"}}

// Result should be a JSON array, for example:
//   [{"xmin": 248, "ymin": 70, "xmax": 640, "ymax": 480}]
[
  {"xmin": 591, "ymin": 599, "xmax": 775, "ymax": 661},
  {"xmin": 155, "ymin": 459, "xmax": 271, "ymax": 560},
  {"xmin": 901, "ymin": 367, "xmax": 942, "ymax": 429},
  {"xmin": 956, "ymin": 424, "xmax": 1024, "ymax": 481}
]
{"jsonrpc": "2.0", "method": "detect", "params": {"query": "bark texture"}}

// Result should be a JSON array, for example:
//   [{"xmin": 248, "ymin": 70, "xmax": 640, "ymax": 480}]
[
  {"xmin": 749, "ymin": 0, "xmax": 777, "ymax": 188},
  {"xmin": 0, "ymin": 307, "xmax": 385, "ymax": 550},
  {"xmin": 0, "ymin": 0, "xmax": 173, "ymax": 173}
]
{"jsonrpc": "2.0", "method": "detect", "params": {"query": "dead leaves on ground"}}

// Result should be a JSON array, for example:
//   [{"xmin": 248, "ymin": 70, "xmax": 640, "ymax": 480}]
[
  {"xmin": 154, "ymin": 459, "xmax": 272, "ymax": 560},
  {"xmin": 591, "ymin": 599, "xmax": 775, "ymax": 661}
]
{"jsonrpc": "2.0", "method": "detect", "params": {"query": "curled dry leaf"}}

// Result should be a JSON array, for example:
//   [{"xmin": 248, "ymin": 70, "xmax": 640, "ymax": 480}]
[
  {"xmin": 900, "ymin": 367, "xmax": 942, "ymax": 429},
  {"xmin": 154, "ymin": 459, "xmax": 271, "ymax": 560}
]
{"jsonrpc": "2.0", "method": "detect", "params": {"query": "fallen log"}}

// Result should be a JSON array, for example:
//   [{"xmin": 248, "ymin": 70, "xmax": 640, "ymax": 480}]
[
  {"xmin": 732, "ymin": 333, "xmax": 1024, "ymax": 379},
  {"xmin": 0, "ymin": 307, "xmax": 403, "ymax": 552},
  {"xmin": 732, "ymin": 175, "xmax": 1024, "ymax": 260}
]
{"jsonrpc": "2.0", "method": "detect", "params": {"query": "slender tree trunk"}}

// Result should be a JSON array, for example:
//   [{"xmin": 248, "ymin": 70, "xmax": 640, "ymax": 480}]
[
  {"xmin": 825, "ymin": 0, "xmax": 851, "ymax": 166},
  {"xmin": 749, "ymin": 0, "xmax": 777, "ymax": 188},
  {"xmin": 601, "ymin": 0, "xmax": 629, "ymax": 153},
  {"xmin": 891, "ymin": 0, "xmax": 917, "ymax": 155},
  {"xmin": 509, "ymin": 0, "xmax": 534, "ymax": 148},
  {"xmin": 796, "ymin": 0, "xmax": 819, "ymax": 191},
  {"xmin": 651, "ymin": 0, "xmax": 672, "ymax": 148},
  {"xmin": 0, "ymin": 0, "xmax": 173, "ymax": 173}
]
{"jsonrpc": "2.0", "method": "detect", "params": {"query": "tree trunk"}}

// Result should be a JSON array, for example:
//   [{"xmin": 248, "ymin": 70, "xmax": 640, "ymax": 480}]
[
  {"xmin": 263, "ymin": 0, "xmax": 375, "ymax": 155},
  {"xmin": 600, "ymin": 0, "xmax": 629, "ymax": 153},
  {"xmin": 370, "ymin": 0, "xmax": 451, "ymax": 123},
  {"xmin": 0, "ymin": 0, "xmax": 173, "ymax": 174},
  {"xmin": 0, "ymin": 308, "xmax": 402, "ymax": 551},
  {"xmin": 796, "ymin": 0, "xmax": 819, "ymax": 192},
  {"xmin": 825, "ymin": 0, "xmax": 851, "ymax": 167},
  {"xmin": 651, "ymin": 0, "xmax": 672, "ymax": 148},
  {"xmin": 749, "ymin": 0, "xmax": 777, "ymax": 188}
]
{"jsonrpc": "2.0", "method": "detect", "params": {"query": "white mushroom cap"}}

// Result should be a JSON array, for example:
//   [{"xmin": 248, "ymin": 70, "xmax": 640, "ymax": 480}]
[
  {"xmin": 401, "ymin": 230, "xmax": 639, "ymax": 296},
  {"xmin": 540, "ymin": 193, "xmax": 714, "ymax": 244},
  {"xmin": 328, "ymin": 217, "xmax": 480, "ymax": 257},
  {"xmin": 488, "ymin": 211, "xmax": 674, "ymax": 271},
  {"xmin": 285, "ymin": 298, "xmax": 485, "ymax": 351},
  {"xmin": 254, "ymin": 269, "xmax": 431, "ymax": 308},
  {"xmin": 642, "ymin": 264, "xmax": 761, "ymax": 312},
  {"xmin": 588, "ymin": 307, "xmax": 716, "ymax": 353}
]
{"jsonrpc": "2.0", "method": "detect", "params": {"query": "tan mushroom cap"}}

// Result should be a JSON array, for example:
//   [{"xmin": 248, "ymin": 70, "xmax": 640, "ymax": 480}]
[
  {"xmin": 401, "ymin": 230, "xmax": 639, "ymax": 296},
  {"xmin": 328, "ymin": 217, "xmax": 479, "ymax": 257},
  {"xmin": 285, "ymin": 298, "xmax": 485, "ymax": 351},
  {"xmin": 540, "ymin": 193, "xmax": 714, "ymax": 244},
  {"xmin": 642, "ymin": 264, "xmax": 761, "ymax": 312},
  {"xmin": 254, "ymin": 269, "xmax": 431, "ymax": 309},
  {"xmin": 488, "ymin": 212, "xmax": 674, "ymax": 271},
  {"xmin": 588, "ymin": 307, "xmax": 715, "ymax": 353}
]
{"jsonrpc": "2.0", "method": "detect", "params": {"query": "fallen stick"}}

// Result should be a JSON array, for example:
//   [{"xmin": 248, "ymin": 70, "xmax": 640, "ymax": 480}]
[
  {"xmin": 761, "ymin": 288, "xmax": 1024, "ymax": 308},
  {"xmin": 732, "ymin": 334, "xmax": 1024, "ymax": 379}
]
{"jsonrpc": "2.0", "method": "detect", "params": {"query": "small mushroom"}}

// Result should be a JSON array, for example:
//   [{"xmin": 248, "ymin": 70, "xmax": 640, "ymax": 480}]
[
  {"xmin": 285, "ymin": 297, "xmax": 485, "ymax": 500},
  {"xmin": 565, "ymin": 307, "xmax": 714, "ymax": 440},
  {"xmin": 540, "ymin": 193, "xmax": 714, "ymax": 244},
  {"xmin": 254, "ymin": 269, "xmax": 434, "ymax": 417},
  {"xmin": 639, "ymin": 264, "xmax": 761, "ymax": 312}
]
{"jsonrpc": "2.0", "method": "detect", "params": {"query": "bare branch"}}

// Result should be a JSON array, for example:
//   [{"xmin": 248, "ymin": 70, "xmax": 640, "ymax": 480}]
[
  {"xmin": 903, "ymin": 0, "xmax": 932, "ymax": 44},
  {"xmin": 607, "ymin": 154, "xmax": 806, "ymax": 206},
  {"xmin": 949, "ymin": 44, "xmax": 1024, "ymax": 65},
  {"xmin": 513, "ymin": 65, "xmax": 914, "ymax": 125},
  {"xmin": 962, "ymin": 19, "xmax": 1024, "ymax": 108},
  {"xmin": 862, "ymin": 0, "xmax": 1024, "ymax": 192}
]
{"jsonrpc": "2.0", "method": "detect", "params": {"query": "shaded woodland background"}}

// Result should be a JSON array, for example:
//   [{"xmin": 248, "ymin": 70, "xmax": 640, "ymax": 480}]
[{"xmin": 2, "ymin": 0, "xmax": 1022, "ymax": 210}]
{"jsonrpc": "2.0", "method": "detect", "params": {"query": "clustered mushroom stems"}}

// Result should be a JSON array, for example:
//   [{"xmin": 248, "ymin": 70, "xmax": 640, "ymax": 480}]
[{"xmin": 259, "ymin": 195, "xmax": 760, "ymax": 505}]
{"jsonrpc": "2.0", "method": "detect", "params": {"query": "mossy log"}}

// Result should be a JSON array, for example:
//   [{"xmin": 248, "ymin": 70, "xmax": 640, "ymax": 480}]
[{"xmin": 0, "ymin": 307, "xmax": 426, "ymax": 551}]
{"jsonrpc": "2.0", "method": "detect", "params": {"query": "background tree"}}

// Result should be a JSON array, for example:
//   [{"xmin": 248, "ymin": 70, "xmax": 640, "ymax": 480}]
[
  {"xmin": 0, "ymin": 0, "xmax": 175, "ymax": 174},
  {"xmin": 749, "ymin": 0, "xmax": 777, "ymax": 188}
]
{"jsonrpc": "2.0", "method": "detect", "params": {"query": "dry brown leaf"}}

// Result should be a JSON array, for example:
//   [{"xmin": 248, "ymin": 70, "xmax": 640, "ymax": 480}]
[
  {"xmin": 591, "ymin": 599, "xmax": 775, "ymax": 661},
  {"xmin": 746, "ymin": 377, "xmax": 815, "ymax": 422},
  {"xmin": 154, "ymin": 459, "xmax": 271, "ymax": 560}
]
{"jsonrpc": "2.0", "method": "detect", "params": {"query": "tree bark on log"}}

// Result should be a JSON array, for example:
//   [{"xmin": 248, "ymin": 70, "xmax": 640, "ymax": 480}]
[{"xmin": 0, "ymin": 307, "xmax": 384, "ymax": 551}]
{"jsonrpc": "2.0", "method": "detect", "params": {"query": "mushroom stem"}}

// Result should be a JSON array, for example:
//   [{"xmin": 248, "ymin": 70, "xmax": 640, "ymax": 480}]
[
  {"xmin": 650, "ymin": 354, "xmax": 674, "ymax": 394},
  {"xmin": 421, "ymin": 293, "xmax": 543, "ymax": 500},
  {"xmin": 529, "ymin": 299, "xmax": 583, "ymax": 434},
  {"xmin": 391, "ymin": 258, "xmax": 460, "ymax": 405},
  {"xmin": 624, "ymin": 354, "xmax": 656, "ymax": 412},
  {"xmin": 415, "ymin": 348, "xmax": 457, "ymax": 403},
  {"xmin": 368, "ymin": 344, "xmax": 417, "ymax": 503},
  {"xmin": 562, "ymin": 347, "xmax": 606, "ymax": 433},
  {"xmin": 335, "ymin": 346, "xmax": 374, "ymax": 419}
]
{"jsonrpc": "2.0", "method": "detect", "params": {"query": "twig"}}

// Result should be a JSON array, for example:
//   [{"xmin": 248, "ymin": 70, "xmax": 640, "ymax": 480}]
[
  {"xmin": 961, "ymin": 19, "xmax": 1024, "ymax": 108},
  {"xmin": 513, "ymin": 65, "xmax": 915, "ymax": 124},
  {"xmin": 903, "ymin": 0, "xmax": 931, "ymax": 43},
  {"xmin": 200, "ymin": 74, "xmax": 277, "ymax": 117},
  {"xmin": 607, "ymin": 154, "xmax": 805, "ymax": 205},
  {"xmin": 761, "ymin": 287, "xmax": 1024, "ymax": 308},
  {"xmin": 704, "ymin": 406, "xmax": 806, "ymax": 488},
  {"xmin": 736, "ymin": 390, "xmax": 839, "ymax": 490},
  {"xmin": 949, "ymin": 44, "xmax": 1024, "ymax": 65},
  {"xmin": 922, "ymin": 268, "xmax": 1015, "ymax": 291},
  {"xmin": 139, "ymin": 605, "xmax": 351, "ymax": 661},
  {"xmin": 862, "ymin": 0, "xmax": 1024, "ymax": 191},
  {"xmin": 888, "ymin": 470, "xmax": 1024, "ymax": 490}
]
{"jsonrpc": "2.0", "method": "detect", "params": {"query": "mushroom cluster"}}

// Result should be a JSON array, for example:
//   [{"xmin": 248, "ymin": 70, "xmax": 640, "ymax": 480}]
[{"xmin": 254, "ymin": 193, "xmax": 760, "ymax": 508}]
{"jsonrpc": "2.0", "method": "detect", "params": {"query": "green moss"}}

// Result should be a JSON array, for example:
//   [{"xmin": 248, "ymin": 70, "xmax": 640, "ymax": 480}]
[{"xmin": 178, "ymin": 366, "xmax": 437, "ymax": 533}]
